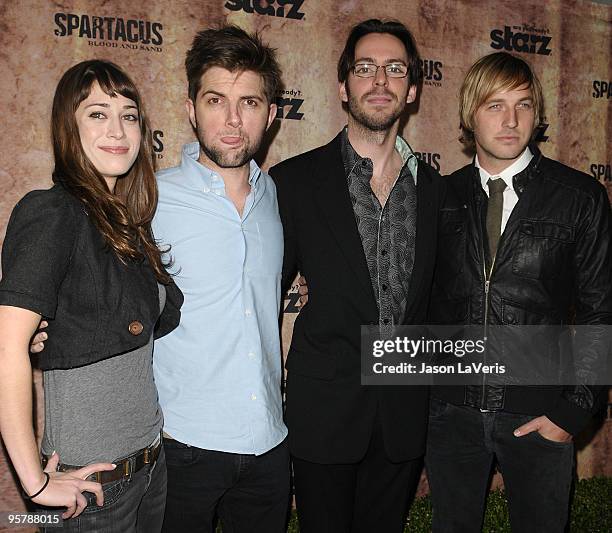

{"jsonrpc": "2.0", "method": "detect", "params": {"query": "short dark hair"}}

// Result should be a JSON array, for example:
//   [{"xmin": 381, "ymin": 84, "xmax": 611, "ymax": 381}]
[
  {"xmin": 185, "ymin": 25, "xmax": 282, "ymax": 104},
  {"xmin": 337, "ymin": 19, "xmax": 421, "ymax": 85}
]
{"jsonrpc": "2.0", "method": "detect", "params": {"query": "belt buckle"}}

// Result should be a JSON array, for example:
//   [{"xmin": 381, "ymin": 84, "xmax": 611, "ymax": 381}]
[{"xmin": 144, "ymin": 434, "xmax": 161, "ymax": 465}]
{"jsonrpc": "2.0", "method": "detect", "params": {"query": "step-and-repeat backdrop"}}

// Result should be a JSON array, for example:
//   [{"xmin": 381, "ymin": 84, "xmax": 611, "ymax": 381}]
[{"xmin": 1, "ymin": 0, "xmax": 610, "ymax": 515}]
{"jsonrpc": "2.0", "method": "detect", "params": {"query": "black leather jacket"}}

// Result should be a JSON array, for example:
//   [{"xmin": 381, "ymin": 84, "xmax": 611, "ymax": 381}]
[{"xmin": 429, "ymin": 147, "xmax": 611, "ymax": 435}]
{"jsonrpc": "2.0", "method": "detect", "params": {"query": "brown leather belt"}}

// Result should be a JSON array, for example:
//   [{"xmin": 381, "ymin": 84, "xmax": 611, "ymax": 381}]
[{"xmin": 49, "ymin": 434, "xmax": 162, "ymax": 484}]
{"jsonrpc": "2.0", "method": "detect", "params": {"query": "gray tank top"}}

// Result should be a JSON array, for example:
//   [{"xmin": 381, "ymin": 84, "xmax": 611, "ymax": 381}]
[{"xmin": 41, "ymin": 284, "xmax": 165, "ymax": 465}]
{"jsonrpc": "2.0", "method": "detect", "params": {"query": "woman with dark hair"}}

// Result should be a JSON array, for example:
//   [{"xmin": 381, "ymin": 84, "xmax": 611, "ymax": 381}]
[{"xmin": 0, "ymin": 60, "xmax": 182, "ymax": 532}]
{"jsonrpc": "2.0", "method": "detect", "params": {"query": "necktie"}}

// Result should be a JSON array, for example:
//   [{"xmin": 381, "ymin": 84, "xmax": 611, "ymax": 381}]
[{"xmin": 486, "ymin": 177, "xmax": 507, "ymax": 262}]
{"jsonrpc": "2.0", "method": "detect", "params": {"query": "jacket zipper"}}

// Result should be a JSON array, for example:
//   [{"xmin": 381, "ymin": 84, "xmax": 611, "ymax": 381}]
[{"xmin": 481, "ymin": 250, "xmax": 496, "ymax": 409}]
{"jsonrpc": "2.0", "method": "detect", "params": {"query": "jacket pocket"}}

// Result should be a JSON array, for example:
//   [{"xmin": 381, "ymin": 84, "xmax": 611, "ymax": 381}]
[
  {"xmin": 500, "ymin": 298, "xmax": 556, "ymax": 325},
  {"xmin": 285, "ymin": 346, "xmax": 336, "ymax": 380},
  {"xmin": 511, "ymin": 219, "xmax": 574, "ymax": 280}
]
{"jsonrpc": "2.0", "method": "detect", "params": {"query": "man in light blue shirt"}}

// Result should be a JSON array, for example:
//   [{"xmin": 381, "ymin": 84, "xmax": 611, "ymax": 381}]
[
  {"xmin": 154, "ymin": 144, "xmax": 286, "ymax": 454},
  {"xmin": 152, "ymin": 26, "xmax": 289, "ymax": 533}
]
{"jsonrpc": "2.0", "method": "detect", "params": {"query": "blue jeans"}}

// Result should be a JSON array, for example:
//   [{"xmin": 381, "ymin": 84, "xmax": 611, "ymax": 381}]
[
  {"xmin": 162, "ymin": 438, "xmax": 290, "ymax": 533},
  {"xmin": 43, "ymin": 446, "xmax": 167, "ymax": 533},
  {"xmin": 425, "ymin": 398, "xmax": 574, "ymax": 533}
]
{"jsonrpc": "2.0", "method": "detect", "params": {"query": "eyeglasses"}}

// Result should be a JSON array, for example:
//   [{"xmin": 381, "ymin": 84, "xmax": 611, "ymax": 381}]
[{"xmin": 352, "ymin": 63, "xmax": 408, "ymax": 78}]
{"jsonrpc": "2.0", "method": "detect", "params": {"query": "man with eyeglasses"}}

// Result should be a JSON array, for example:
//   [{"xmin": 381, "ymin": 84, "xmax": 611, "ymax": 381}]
[{"xmin": 269, "ymin": 19, "xmax": 444, "ymax": 533}]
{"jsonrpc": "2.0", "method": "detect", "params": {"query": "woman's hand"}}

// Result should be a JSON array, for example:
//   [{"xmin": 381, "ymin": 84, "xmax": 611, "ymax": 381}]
[{"xmin": 30, "ymin": 452, "xmax": 117, "ymax": 518}]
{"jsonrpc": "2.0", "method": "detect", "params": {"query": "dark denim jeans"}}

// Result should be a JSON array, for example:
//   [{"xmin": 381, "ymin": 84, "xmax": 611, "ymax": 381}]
[
  {"xmin": 162, "ymin": 438, "xmax": 290, "ymax": 533},
  {"xmin": 42, "ymin": 446, "xmax": 167, "ymax": 533},
  {"xmin": 426, "ymin": 398, "xmax": 574, "ymax": 533}
]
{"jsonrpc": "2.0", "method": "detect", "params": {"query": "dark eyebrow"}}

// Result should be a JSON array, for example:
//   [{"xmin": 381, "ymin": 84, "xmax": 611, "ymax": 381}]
[
  {"xmin": 354, "ymin": 57, "xmax": 407, "ymax": 65},
  {"xmin": 200, "ymin": 90, "xmax": 265, "ymax": 102},
  {"xmin": 84, "ymin": 102, "xmax": 137, "ymax": 110},
  {"xmin": 200, "ymin": 90, "xmax": 226, "ymax": 98}
]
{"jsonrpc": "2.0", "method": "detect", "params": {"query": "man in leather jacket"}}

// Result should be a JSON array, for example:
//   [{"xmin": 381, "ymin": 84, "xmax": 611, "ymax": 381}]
[{"xmin": 426, "ymin": 52, "xmax": 611, "ymax": 533}]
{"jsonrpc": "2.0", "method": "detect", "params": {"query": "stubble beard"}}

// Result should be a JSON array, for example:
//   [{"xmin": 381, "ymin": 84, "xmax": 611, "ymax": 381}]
[
  {"xmin": 196, "ymin": 124, "xmax": 258, "ymax": 169},
  {"xmin": 346, "ymin": 87, "xmax": 405, "ymax": 132}
]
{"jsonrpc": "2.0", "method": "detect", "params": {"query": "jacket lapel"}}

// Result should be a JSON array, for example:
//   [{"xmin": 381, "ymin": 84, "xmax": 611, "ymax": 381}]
[
  {"xmin": 312, "ymin": 134, "xmax": 378, "ymax": 313},
  {"xmin": 403, "ymin": 164, "xmax": 437, "ymax": 322}
]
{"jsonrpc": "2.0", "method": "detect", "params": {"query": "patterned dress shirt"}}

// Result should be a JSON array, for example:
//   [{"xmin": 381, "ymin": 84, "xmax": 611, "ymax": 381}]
[{"xmin": 341, "ymin": 129, "xmax": 418, "ymax": 327}]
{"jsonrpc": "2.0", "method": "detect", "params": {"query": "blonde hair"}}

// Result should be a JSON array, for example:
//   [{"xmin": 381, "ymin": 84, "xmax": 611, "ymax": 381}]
[{"xmin": 459, "ymin": 52, "xmax": 544, "ymax": 148}]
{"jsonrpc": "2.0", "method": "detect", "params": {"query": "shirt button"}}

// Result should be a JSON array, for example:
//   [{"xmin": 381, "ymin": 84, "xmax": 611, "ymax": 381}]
[
  {"xmin": 382, "ymin": 284, "xmax": 388, "ymax": 291},
  {"xmin": 383, "ymin": 318, "xmax": 390, "ymax": 325},
  {"xmin": 245, "ymin": 308, "xmax": 252, "ymax": 316},
  {"xmin": 248, "ymin": 352, "xmax": 255, "ymax": 358},
  {"xmin": 128, "ymin": 321, "xmax": 144, "ymax": 335},
  {"xmin": 203, "ymin": 187, "xmax": 210, "ymax": 193},
  {"xmin": 381, "ymin": 250, "xmax": 387, "ymax": 256},
  {"xmin": 251, "ymin": 394, "xmax": 257, "ymax": 401}
]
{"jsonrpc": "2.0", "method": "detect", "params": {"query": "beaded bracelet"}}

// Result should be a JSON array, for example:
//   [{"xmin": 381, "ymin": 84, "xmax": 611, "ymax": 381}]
[{"xmin": 23, "ymin": 472, "xmax": 50, "ymax": 500}]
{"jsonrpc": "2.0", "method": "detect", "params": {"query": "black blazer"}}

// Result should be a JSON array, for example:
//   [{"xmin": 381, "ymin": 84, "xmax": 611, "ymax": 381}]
[
  {"xmin": 270, "ymin": 132, "xmax": 445, "ymax": 463},
  {"xmin": 0, "ymin": 183, "xmax": 182, "ymax": 370}
]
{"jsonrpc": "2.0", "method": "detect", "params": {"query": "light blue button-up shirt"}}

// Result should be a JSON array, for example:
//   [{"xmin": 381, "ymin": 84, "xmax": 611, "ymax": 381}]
[{"xmin": 152, "ymin": 142, "xmax": 287, "ymax": 455}]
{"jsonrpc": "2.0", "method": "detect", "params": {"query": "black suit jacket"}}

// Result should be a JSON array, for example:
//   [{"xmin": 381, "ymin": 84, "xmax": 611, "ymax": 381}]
[{"xmin": 269, "ymin": 132, "xmax": 445, "ymax": 463}]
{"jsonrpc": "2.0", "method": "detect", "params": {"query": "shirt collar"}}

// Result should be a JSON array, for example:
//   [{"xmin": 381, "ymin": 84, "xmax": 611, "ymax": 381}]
[
  {"xmin": 180, "ymin": 141, "xmax": 262, "ymax": 191},
  {"xmin": 476, "ymin": 146, "xmax": 533, "ymax": 192},
  {"xmin": 340, "ymin": 127, "xmax": 419, "ymax": 184}
]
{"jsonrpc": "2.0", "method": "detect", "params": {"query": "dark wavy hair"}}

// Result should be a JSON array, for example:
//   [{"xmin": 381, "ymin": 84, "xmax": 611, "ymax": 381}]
[
  {"xmin": 337, "ymin": 19, "xmax": 421, "ymax": 85},
  {"xmin": 185, "ymin": 25, "xmax": 282, "ymax": 104},
  {"xmin": 51, "ymin": 59, "xmax": 170, "ymax": 284}
]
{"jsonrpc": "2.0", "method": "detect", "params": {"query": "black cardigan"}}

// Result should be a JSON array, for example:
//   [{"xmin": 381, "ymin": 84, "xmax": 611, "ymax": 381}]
[{"xmin": 0, "ymin": 183, "xmax": 182, "ymax": 370}]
